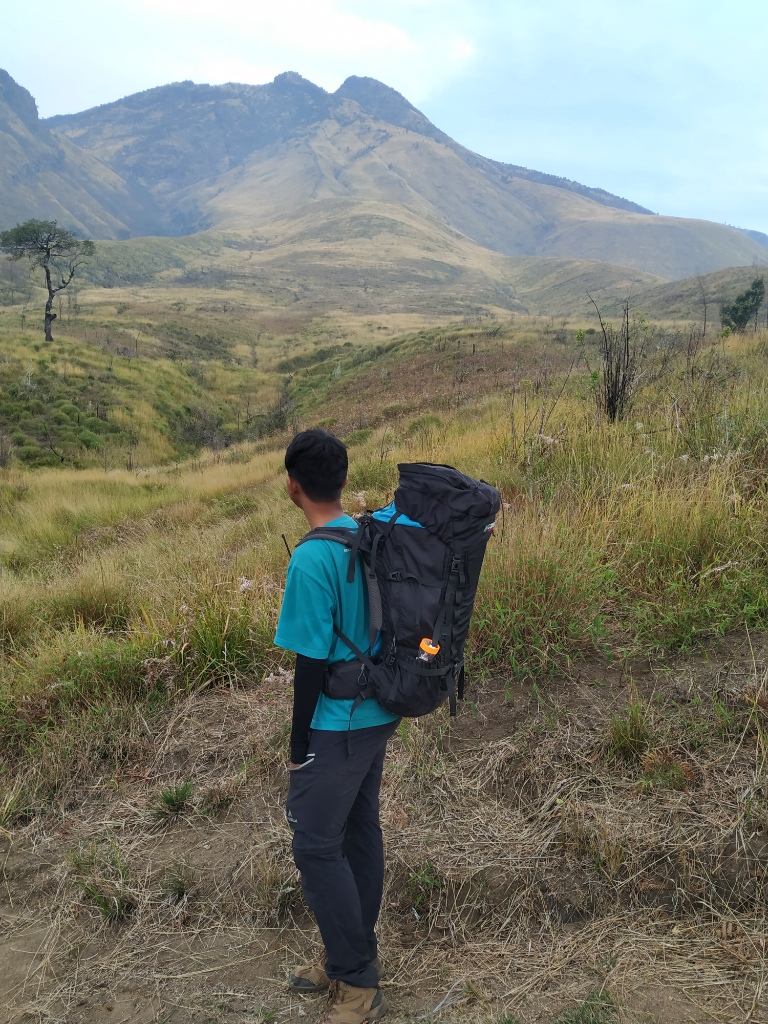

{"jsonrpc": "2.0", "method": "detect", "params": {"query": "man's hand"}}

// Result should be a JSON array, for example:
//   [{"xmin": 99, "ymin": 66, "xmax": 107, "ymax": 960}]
[{"xmin": 289, "ymin": 762, "xmax": 300, "ymax": 770}]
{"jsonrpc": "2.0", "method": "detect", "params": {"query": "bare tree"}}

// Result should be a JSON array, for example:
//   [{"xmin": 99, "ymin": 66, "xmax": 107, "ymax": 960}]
[
  {"xmin": 0, "ymin": 220, "xmax": 95, "ymax": 341},
  {"xmin": 586, "ymin": 295, "xmax": 648, "ymax": 422},
  {"xmin": 695, "ymin": 273, "xmax": 709, "ymax": 338}
]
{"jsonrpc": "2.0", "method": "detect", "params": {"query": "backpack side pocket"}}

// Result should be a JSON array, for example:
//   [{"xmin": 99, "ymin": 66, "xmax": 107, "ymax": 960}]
[{"xmin": 369, "ymin": 659, "xmax": 448, "ymax": 718}]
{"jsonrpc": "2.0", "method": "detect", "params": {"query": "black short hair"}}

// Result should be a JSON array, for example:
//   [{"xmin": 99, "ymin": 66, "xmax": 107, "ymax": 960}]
[{"xmin": 285, "ymin": 429, "xmax": 348, "ymax": 501}]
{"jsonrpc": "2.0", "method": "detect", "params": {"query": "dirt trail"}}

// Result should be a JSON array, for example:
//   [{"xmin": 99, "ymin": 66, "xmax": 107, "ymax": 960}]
[{"xmin": 2, "ymin": 633, "xmax": 766, "ymax": 1024}]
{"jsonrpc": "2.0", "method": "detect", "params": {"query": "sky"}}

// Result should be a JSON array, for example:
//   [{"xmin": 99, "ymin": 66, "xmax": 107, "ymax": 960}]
[{"xmin": 1, "ymin": 0, "xmax": 766, "ymax": 233}]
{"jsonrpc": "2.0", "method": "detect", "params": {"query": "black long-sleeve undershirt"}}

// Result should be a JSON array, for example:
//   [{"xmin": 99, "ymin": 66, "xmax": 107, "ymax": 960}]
[{"xmin": 290, "ymin": 654, "xmax": 326, "ymax": 764}]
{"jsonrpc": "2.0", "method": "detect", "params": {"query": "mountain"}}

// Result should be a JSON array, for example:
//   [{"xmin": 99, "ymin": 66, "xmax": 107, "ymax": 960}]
[
  {"xmin": 0, "ymin": 70, "xmax": 164, "ymax": 238},
  {"xmin": 628, "ymin": 265, "xmax": 768, "ymax": 322},
  {"xmin": 732, "ymin": 226, "xmax": 768, "ymax": 248},
  {"xmin": 2, "ymin": 70, "xmax": 766, "ymax": 282}
]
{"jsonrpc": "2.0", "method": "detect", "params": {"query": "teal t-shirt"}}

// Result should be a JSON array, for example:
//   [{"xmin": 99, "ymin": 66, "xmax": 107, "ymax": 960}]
[{"xmin": 274, "ymin": 514, "xmax": 398, "ymax": 731}]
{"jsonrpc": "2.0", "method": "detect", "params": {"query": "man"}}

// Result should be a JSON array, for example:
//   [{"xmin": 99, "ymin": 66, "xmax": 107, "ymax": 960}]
[{"xmin": 274, "ymin": 429, "xmax": 398, "ymax": 1024}]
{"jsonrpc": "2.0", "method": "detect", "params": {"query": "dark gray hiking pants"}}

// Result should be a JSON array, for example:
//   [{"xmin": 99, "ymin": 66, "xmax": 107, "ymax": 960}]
[{"xmin": 286, "ymin": 720, "xmax": 400, "ymax": 988}]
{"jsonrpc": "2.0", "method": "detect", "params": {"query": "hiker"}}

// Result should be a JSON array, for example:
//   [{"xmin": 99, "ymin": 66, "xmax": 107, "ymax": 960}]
[
  {"xmin": 275, "ymin": 429, "xmax": 395, "ymax": 1024},
  {"xmin": 275, "ymin": 430, "xmax": 500, "ymax": 1022}
]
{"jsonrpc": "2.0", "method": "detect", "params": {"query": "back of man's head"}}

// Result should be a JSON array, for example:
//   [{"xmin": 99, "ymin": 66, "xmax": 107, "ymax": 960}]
[{"xmin": 285, "ymin": 429, "xmax": 348, "ymax": 502}]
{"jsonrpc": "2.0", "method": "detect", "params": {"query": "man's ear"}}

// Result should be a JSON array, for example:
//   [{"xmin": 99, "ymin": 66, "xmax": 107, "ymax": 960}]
[
  {"xmin": 341, "ymin": 476, "xmax": 348, "ymax": 490},
  {"xmin": 286, "ymin": 473, "xmax": 303, "ymax": 505}
]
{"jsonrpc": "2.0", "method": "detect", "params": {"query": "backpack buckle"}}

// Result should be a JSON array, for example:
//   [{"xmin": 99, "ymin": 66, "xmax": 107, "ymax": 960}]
[{"xmin": 387, "ymin": 571, "xmax": 403, "ymax": 582}]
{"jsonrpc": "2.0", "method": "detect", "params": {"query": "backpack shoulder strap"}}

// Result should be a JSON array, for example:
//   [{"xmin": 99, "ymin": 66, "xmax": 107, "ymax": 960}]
[
  {"xmin": 295, "ymin": 526, "xmax": 358, "ymax": 547},
  {"xmin": 295, "ymin": 525, "xmax": 361, "ymax": 582},
  {"xmin": 296, "ymin": 523, "xmax": 383, "ymax": 648}
]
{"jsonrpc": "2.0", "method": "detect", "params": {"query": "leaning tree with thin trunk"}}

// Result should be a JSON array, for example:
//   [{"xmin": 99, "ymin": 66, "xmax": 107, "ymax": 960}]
[{"xmin": 0, "ymin": 220, "xmax": 95, "ymax": 341}]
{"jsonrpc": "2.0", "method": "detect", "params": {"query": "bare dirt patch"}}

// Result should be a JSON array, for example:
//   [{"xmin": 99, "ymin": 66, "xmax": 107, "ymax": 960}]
[{"xmin": 2, "ymin": 634, "xmax": 766, "ymax": 1024}]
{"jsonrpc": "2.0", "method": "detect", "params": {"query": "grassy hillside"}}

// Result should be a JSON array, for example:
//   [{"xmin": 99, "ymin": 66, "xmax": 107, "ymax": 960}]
[
  {"xmin": 0, "ymin": 70, "xmax": 162, "ymax": 238},
  {"xmin": 631, "ymin": 265, "xmax": 768, "ymax": 322},
  {"xmin": 4, "ymin": 325, "xmax": 767, "ymax": 655},
  {"xmin": 1, "ymin": 218, "xmax": 666, "ymax": 315},
  {"xmin": 2, "ymin": 256, "xmax": 764, "ymax": 474},
  {"xmin": 1, "ymin": 320, "xmax": 767, "ymax": 1022},
  {"xmin": 0, "ymin": 279, "xmax": 454, "ymax": 468}
]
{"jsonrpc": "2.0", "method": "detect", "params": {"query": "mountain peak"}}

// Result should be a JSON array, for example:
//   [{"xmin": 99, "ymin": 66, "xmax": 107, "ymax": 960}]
[
  {"xmin": 336, "ymin": 75, "xmax": 416, "ymax": 113},
  {"xmin": 272, "ymin": 71, "xmax": 325, "ymax": 91},
  {"xmin": 3, "ymin": 69, "xmax": 766, "ymax": 278},
  {"xmin": 333, "ymin": 75, "xmax": 443, "ymax": 140}
]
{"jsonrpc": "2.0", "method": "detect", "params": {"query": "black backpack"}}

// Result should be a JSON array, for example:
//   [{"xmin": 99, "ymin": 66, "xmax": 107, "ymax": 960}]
[{"xmin": 295, "ymin": 462, "xmax": 500, "ymax": 723}]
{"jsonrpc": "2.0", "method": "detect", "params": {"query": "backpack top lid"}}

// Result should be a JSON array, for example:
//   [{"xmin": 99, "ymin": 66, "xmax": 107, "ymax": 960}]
[{"xmin": 394, "ymin": 463, "xmax": 500, "ymax": 551}]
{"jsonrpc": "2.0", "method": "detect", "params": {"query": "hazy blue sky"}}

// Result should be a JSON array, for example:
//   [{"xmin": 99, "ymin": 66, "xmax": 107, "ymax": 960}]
[{"xmin": 2, "ymin": 0, "xmax": 766, "ymax": 232}]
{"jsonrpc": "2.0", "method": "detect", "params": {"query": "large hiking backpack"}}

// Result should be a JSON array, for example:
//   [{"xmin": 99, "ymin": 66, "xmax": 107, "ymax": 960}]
[{"xmin": 295, "ymin": 462, "xmax": 500, "ymax": 720}]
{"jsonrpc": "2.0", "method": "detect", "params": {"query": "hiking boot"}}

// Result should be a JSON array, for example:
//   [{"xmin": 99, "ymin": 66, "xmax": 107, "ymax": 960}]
[
  {"xmin": 289, "ymin": 957, "xmax": 381, "ymax": 994},
  {"xmin": 289, "ymin": 958, "xmax": 330, "ymax": 993},
  {"xmin": 317, "ymin": 979, "xmax": 387, "ymax": 1024}
]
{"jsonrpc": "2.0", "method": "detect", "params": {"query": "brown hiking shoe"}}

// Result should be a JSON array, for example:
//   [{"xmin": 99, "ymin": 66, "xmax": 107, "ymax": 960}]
[
  {"xmin": 289, "ymin": 956, "xmax": 381, "ymax": 994},
  {"xmin": 317, "ymin": 979, "xmax": 387, "ymax": 1024},
  {"xmin": 289, "ymin": 958, "xmax": 330, "ymax": 993}
]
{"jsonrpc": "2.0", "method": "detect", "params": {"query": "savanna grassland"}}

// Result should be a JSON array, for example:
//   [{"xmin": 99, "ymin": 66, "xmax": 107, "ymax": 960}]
[{"xmin": 1, "ymin": 280, "xmax": 767, "ymax": 1024}]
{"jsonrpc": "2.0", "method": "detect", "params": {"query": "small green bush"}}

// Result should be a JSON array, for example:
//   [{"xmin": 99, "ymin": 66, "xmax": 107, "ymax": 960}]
[
  {"xmin": 70, "ymin": 837, "xmax": 134, "ymax": 923},
  {"xmin": 78, "ymin": 428, "xmax": 101, "ymax": 450},
  {"xmin": 344, "ymin": 428, "xmax": 373, "ymax": 447},
  {"xmin": 553, "ymin": 989, "xmax": 615, "ymax": 1024},
  {"xmin": 149, "ymin": 780, "xmax": 194, "ymax": 823},
  {"xmin": 406, "ymin": 413, "xmax": 441, "ymax": 437},
  {"xmin": 189, "ymin": 600, "xmax": 258, "ymax": 683},
  {"xmin": 637, "ymin": 749, "xmax": 694, "ymax": 793},
  {"xmin": 609, "ymin": 703, "xmax": 652, "ymax": 759},
  {"xmin": 161, "ymin": 856, "xmax": 196, "ymax": 903},
  {"xmin": 405, "ymin": 860, "xmax": 443, "ymax": 912}
]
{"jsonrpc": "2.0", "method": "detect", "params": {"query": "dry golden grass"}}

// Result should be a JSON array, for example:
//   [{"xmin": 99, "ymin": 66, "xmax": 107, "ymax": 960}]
[
  {"xmin": 1, "ymin": 328, "xmax": 767, "ymax": 1022},
  {"xmin": 2, "ymin": 643, "xmax": 766, "ymax": 1023}
]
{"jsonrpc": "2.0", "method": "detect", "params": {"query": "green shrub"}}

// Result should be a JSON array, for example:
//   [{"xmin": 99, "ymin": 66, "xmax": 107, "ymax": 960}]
[
  {"xmin": 188, "ymin": 599, "xmax": 258, "ymax": 683},
  {"xmin": 78, "ymin": 429, "xmax": 101, "ymax": 450},
  {"xmin": 149, "ymin": 780, "xmax": 193, "ymax": 823},
  {"xmin": 344, "ymin": 428, "xmax": 373, "ymax": 447},
  {"xmin": 609, "ymin": 703, "xmax": 652, "ymax": 759},
  {"xmin": 405, "ymin": 860, "xmax": 443, "ymax": 912},
  {"xmin": 405, "ymin": 413, "xmax": 441, "ymax": 437},
  {"xmin": 70, "ymin": 837, "xmax": 134, "ymax": 922}
]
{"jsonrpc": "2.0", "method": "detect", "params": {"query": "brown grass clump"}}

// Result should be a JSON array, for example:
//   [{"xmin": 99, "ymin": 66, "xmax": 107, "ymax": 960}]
[{"xmin": 637, "ymin": 748, "xmax": 696, "ymax": 793}]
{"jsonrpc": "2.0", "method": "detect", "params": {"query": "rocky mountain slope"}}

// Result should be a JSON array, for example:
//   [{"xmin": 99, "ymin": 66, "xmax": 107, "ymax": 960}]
[
  {"xmin": 2, "ymin": 70, "xmax": 766, "ymax": 281},
  {"xmin": 0, "ymin": 70, "xmax": 164, "ymax": 238}
]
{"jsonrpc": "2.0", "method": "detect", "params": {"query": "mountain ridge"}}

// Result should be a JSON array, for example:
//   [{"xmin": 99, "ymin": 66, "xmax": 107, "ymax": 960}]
[
  {"xmin": 2, "ymin": 69, "xmax": 766, "ymax": 282},
  {"xmin": 39, "ymin": 72, "xmax": 654, "ymax": 221}
]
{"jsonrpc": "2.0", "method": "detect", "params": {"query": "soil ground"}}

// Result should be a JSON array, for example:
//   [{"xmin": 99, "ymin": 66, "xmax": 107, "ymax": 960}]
[{"xmin": 2, "ymin": 631, "xmax": 766, "ymax": 1024}]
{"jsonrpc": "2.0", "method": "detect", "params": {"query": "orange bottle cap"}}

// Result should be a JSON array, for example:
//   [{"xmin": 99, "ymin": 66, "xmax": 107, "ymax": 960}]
[{"xmin": 419, "ymin": 638, "xmax": 440, "ymax": 655}]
